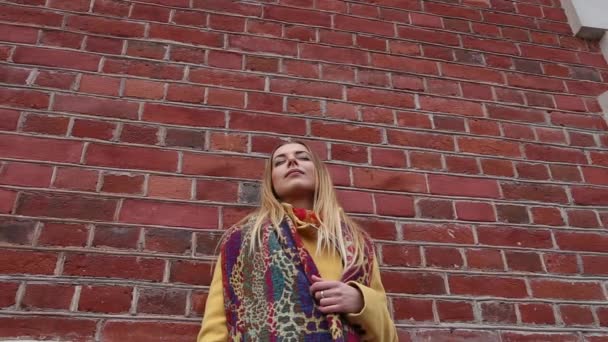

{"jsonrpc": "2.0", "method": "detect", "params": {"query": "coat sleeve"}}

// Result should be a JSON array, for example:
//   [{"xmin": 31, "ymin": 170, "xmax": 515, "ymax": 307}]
[
  {"xmin": 197, "ymin": 256, "xmax": 229, "ymax": 342},
  {"xmin": 346, "ymin": 257, "xmax": 398, "ymax": 342}
]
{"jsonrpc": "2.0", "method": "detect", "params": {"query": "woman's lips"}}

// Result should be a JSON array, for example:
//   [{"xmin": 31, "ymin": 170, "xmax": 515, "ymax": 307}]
[{"xmin": 285, "ymin": 169, "xmax": 304, "ymax": 177}]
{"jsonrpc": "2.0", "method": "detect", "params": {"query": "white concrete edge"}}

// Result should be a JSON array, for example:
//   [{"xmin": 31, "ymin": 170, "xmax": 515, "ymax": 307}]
[
  {"xmin": 561, "ymin": 0, "xmax": 608, "ymax": 39},
  {"xmin": 599, "ymin": 90, "xmax": 608, "ymax": 114},
  {"xmin": 601, "ymin": 32, "xmax": 608, "ymax": 64}
]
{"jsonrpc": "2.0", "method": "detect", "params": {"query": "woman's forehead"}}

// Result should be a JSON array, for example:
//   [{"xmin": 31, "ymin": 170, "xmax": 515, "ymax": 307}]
[{"xmin": 272, "ymin": 143, "xmax": 309, "ymax": 158}]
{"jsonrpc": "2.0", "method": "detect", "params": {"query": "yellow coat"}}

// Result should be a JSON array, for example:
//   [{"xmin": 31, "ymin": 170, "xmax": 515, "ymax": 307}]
[{"xmin": 198, "ymin": 205, "xmax": 398, "ymax": 341}]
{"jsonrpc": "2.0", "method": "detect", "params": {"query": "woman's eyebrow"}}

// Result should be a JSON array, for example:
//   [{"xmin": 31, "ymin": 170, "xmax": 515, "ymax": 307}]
[{"xmin": 273, "ymin": 150, "xmax": 309, "ymax": 160}]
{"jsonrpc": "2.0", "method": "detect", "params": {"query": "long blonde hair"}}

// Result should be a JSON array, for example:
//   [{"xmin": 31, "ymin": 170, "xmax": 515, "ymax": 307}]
[{"xmin": 233, "ymin": 140, "xmax": 369, "ymax": 271}]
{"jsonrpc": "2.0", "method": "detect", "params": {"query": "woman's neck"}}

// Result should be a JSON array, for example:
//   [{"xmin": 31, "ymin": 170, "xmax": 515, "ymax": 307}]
[{"xmin": 283, "ymin": 197, "xmax": 314, "ymax": 210}]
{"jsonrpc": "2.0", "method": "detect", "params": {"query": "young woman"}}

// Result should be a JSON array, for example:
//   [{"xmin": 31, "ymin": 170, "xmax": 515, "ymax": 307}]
[{"xmin": 198, "ymin": 141, "xmax": 398, "ymax": 341}]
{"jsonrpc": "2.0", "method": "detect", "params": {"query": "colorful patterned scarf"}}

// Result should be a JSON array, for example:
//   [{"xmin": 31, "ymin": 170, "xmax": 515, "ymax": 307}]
[{"xmin": 221, "ymin": 210, "xmax": 374, "ymax": 341}]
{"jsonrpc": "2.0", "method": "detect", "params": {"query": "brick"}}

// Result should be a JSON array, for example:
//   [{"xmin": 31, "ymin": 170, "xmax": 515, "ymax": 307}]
[
  {"xmin": 79, "ymin": 285, "xmax": 132, "ymax": 314},
  {"xmin": 149, "ymin": 23, "xmax": 222, "ymax": 46},
  {"xmin": 208, "ymin": 50, "xmax": 242, "ymax": 70},
  {"xmin": 17, "ymin": 193, "xmax": 117, "ymax": 221},
  {"xmin": 138, "ymin": 287, "xmax": 188, "ymax": 315},
  {"xmin": 14, "ymin": 46, "xmax": 100, "ymax": 71},
  {"xmin": 507, "ymin": 73, "xmax": 566, "ymax": 92},
  {"xmin": 426, "ymin": 246, "xmax": 463, "ymax": 269},
  {"xmin": 372, "ymin": 53, "xmax": 438, "ymax": 75},
  {"xmin": 0, "ymin": 317, "xmax": 96, "ymax": 341},
  {"xmin": 22, "ymin": 283, "xmax": 74, "ymax": 310},
  {"xmin": 530, "ymin": 207, "xmax": 564, "ymax": 226},
  {"xmin": 92, "ymin": 226, "xmax": 139, "ymax": 250},
  {"xmin": 144, "ymin": 228, "xmax": 191, "ymax": 254},
  {"xmin": 433, "ymin": 116, "xmax": 466, "ymax": 132},
  {"xmin": 572, "ymin": 187, "xmax": 608, "ymax": 206},
  {"xmin": 381, "ymin": 271, "xmax": 446, "ymax": 294},
  {"xmin": 39, "ymin": 222, "xmax": 88, "ymax": 247},
  {"xmin": 336, "ymin": 190, "xmax": 373, "ymax": 214},
  {"xmin": 331, "ymin": 143, "xmax": 368, "ymax": 163},
  {"xmin": 502, "ymin": 123, "xmax": 535, "ymax": 140},
  {"xmin": 85, "ymin": 36, "xmax": 122, "ymax": 54},
  {"xmin": 0, "ymin": 65, "xmax": 32, "ymax": 85},
  {"xmin": 393, "ymin": 297, "xmax": 434, "ymax": 322},
  {"xmin": 0, "ymin": 134, "xmax": 83, "ymax": 164},
  {"xmin": 403, "ymin": 223, "xmax": 474, "ymax": 244},
  {"xmin": 353, "ymin": 168, "xmax": 426, "ymax": 193},
  {"xmin": 396, "ymin": 111, "xmax": 432, "ymax": 129},
  {"xmin": 0, "ymin": 161, "xmax": 53, "ymax": 187},
  {"xmin": 417, "ymin": 330, "xmax": 498, "ymax": 341},
  {"xmin": 530, "ymin": 279, "xmax": 604, "ymax": 300},
  {"xmin": 495, "ymin": 88, "xmax": 527, "ymax": 105},
  {"xmin": 582, "ymin": 167, "xmax": 608, "ymax": 186},
  {"xmin": 536, "ymin": 127, "xmax": 566, "ymax": 144},
  {"xmin": 103, "ymin": 57, "xmax": 184, "ymax": 80},
  {"xmin": 130, "ymin": 3, "xmax": 170, "ymax": 22},
  {"xmin": 190, "ymin": 68, "xmax": 264, "ymax": 90},
  {"xmin": 417, "ymin": 198, "xmax": 454, "ymax": 219},
  {"xmin": 481, "ymin": 159, "xmax": 515, "ymax": 177},
  {"xmin": 0, "ymin": 2, "xmax": 63, "ymax": 24},
  {"xmin": 525, "ymin": 92, "xmax": 555, "ymax": 108},
  {"xmin": 388, "ymin": 130, "xmax": 454, "ymax": 151},
  {"xmin": 0, "ymin": 87, "xmax": 49, "ymax": 110},
  {"xmin": 34, "ymin": 70, "xmax": 77, "ymax": 90},
  {"xmin": 284, "ymin": 25, "xmax": 316, "ymax": 41},
  {"xmin": 458, "ymin": 137, "xmax": 520, "ymax": 158},
  {"xmin": 541, "ymin": 253, "xmax": 578, "ymax": 276},
  {"xmin": 0, "ymin": 23, "xmax": 38, "ymax": 43},
  {"xmin": 449, "ymin": 275, "xmax": 528, "ymax": 298},
  {"xmin": 505, "ymin": 251, "xmax": 543, "ymax": 272},
  {"xmin": 501, "ymin": 332, "xmax": 579, "ymax": 342},
  {"xmin": 455, "ymin": 201, "xmax": 495, "ymax": 221},
  {"xmin": 437, "ymin": 300, "xmax": 475, "ymax": 323},
  {"xmin": 0, "ymin": 109, "xmax": 20, "ymax": 131},
  {"xmin": 556, "ymin": 231, "xmax": 608, "ymax": 253},
  {"xmin": 429, "ymin": 174, "xmax": 499, "ymax": 198},
  {"xmin": 477, "ymin": 226, "xmax": 552, "ymax": 248},
  {"xmin": 148, "ymin": 175, "xmax": 191, "ymax": 200},
  {"xmin": 482, "ymin": 302, "xmax": 518, "ymax": 325},
  {"xmin": 53, "ymin": 166, "xmax": 99, "ymax": 191},
  {"xmin": 78, "ymin": 75, "xmax": 121, "ymax": 96},
  {"xmin": 54, "ymin": 93, "xmax": 138, "ymax": 119},
  {"xmin": 312, "ymin": 121, "xmax": 383, "ymax": 144},
  {"xmin": 286, "ymin": 97, "xmax": 322, "ymax": 116},
  {"xmin": 0, "ymin": 281, "xmax": 18, "ymax": 308},
  {"xmin": 207, "ymin": 88, "xmax": 245, "ymax": 108},
  {"xmin": 195, "ymin": 231, "xmax": 223, "ymax": 256},
  {"xmin": 166, "ymin": 84, "xmax": 205, "ymax": 104},
  {"xmin": 516, "ymin": 162, "xmax": 549, "ymax": 180},
  {"xmin": 519, "ymin": 303, "xmax": 556, "ymax": 325},
  {"xmin": 374, "ymin": 193, "xmax": 415, "ymax": 217},
  {"xmin": 271, "ymin": 78, "xmax": 342, "ymax": 99},
  {"xmin": 124, "ymin": 79, "xmax": 164, "ymax": 100},
  {"xmin": 496, "ymin": 204, "xmax": 530, "ymax": 224},
  {"xmin": 409, "ymin": 152, "xmax": 443, "ymax": 170},
  {"xmin": 370, "ymin": 148, "xmax": 406, "ymax": 168},
  {"xmin": 569, "ymin": 131, "xmax": 596, "ymax": 147},
  {"xmin": 399, "ymin": 26, "xmax": 459, "ymax": 46},
  {"xmin": 567, "ymin": 209, "xmax": 600, "ymax": 228},
  {"xmin": 420, "ymin": 96, "xmax": 484, "ymax": 117},
  {"xmin": 245, "ymin": 56, "xmax": 278, "ymax": 73},
  {"xmin": 230, "ymin": 35, "xmax": 297, "ymax": 56},
  {"xmin": 120, "ymin": 123, "xmax": 159, "ymax": 145},
  {"xmin": 582, "ymin": 255, "xmax": 608, "ymax": 276},
  {"xmin": 550, "ymin": 112, "xmax": 607, "ymax": 130},
  {"xmin": 486, "ymin": 104, "xmax": 545, "ymax": 123},
  {"xmin": 119, "ymin": 199, "xmax": 218, "ymax": 229},
  {"xmin": 381, "ymin": 245, "xmax": 421, "ymax": 267},
  {"xmin": 265, "ymin": 5, "xmax": 331, "ymax": 27},
  {"xmin": 196, "ymin": 179, "xmax": 238, "ymax": 202},
  {"xmin": 40, "ymin": 30, "xmax": 83, "ymax": 49},
  {"xmin": 0, "ymin": 250, "xmax": 57, "ymax": 275},
  {"xmin": 561, "ymin": 305, "xmax": 595, "ymax": 326},
  {"xmin": 0, "ymin": 218, "xmax": 36, "ymax": 245},
  {"xmin": 101, "ymin": 321, "xmax": 199, "ymax": 342},
  {"xmin": 501, "ymin": 182, "xmax": 568, "ymax": 204},
  {"xmin": 524, "ymin": 144, "xmax": 587, "ymax": 164},
  {"xmin": 466, "ymin": 249, "xmax": 504, "ymax": 271},
  {"xmin": 442, "ymin": 63, "xmax": 503, "ymax": 84},
  {"xmin": 170, "ymin": 260, "xmax": 213, "ymax": 285},
  {"xmin": 86, "ymin": 143, "xmax": 178, "ymax": 172},
  {"xmin": 332, "ymin": 16, "xmax": 391, "ymax": 39},
  {"xmin": 183, "ymin": 153, "xmax": 263, "ymax": 180},
  {"xmin": 63, "ymin": 253, "xmax": 164, "ymax": 281}
]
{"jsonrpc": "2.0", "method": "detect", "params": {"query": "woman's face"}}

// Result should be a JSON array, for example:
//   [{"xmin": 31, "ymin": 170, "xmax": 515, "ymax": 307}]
[{"xmin": 271, "ymin": 143, "xmax": 316, "ymax": 201}]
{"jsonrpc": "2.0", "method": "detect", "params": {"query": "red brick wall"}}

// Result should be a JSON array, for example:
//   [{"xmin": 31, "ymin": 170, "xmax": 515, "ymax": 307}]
[{"xmin": 1, "ymin": 0, "xmax": 607, "ymax": 341}]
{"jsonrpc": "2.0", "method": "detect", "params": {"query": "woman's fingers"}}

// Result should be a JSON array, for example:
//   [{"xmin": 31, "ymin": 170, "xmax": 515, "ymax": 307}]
[
  {"xmin": 317, "ymin": 304, "xmax": 342, "ymax": 314},
  {"xmin": 319, "ymin": 296, "xmax": 340, "ymax": 307},
  {"xmin": 310, "ymin": 280, "xmax": 342, "ymax": 293}
]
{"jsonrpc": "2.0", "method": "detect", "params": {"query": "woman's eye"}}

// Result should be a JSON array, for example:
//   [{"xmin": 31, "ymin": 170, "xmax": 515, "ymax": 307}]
[{"xmin": 274, "ymin": 160, "xmax": 285, "ymax": 166}]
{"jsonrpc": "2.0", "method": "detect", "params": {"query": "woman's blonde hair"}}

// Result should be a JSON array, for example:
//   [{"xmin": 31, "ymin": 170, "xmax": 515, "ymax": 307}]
[{"xmin": 234, "ymin": 140, "xmax": 369, "ymax": 271}]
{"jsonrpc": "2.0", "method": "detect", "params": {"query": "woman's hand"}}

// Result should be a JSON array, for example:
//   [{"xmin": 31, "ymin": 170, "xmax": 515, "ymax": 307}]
[{"xmin": 310, "ymin": 275, "xmax": 364, "ymax": 314}]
